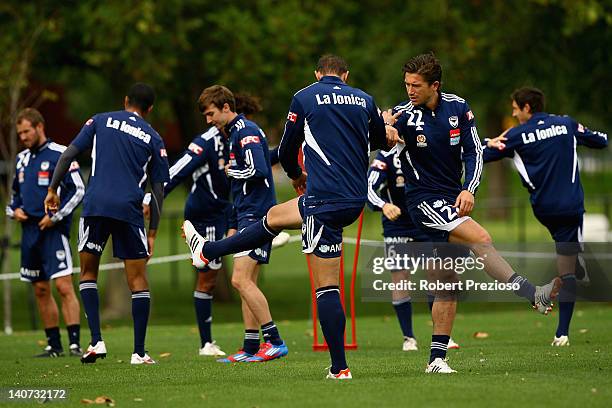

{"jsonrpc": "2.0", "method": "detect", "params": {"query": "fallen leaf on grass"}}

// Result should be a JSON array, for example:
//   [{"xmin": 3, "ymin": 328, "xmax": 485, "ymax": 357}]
[
  {"xmin": 579, "ymin": 329, "xmax": 588, "ymax": 334},
  {"xmin": 96, "ymin": 396, "xmax": 115, "ymax": 406},
  {"xmin": 473, "ymin": 332, "xmax": 489, "ymax": 339},
  {"xmin": 159, "ymin": 352, "xmax": 172, "ymax": 358},
  {"xmin": 81, "ymin": 396, "xmax": 115, "ymax": 405}
]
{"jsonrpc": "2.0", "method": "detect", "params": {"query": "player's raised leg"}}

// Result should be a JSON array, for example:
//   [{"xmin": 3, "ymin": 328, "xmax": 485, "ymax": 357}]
[
  {"xmin": 184, "ymin": 197, "xmax": 302, "ymax": 269},
  {"xmin": 449, "ymin": 218, "xmax": 561, "ymax": 313}
]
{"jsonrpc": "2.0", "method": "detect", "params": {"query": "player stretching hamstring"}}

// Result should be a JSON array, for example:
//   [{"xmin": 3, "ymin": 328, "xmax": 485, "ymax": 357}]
[{"xmin": 383, "ymin": 53, "xmax": 561, "ymax": 373}]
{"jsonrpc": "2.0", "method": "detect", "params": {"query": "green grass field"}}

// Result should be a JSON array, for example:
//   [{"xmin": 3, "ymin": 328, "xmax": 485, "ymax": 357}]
[
  {"xmin": 2, "ymin": 175, "xmax": 612, "ymax": 407},
  {"xmin": 1, "ymin": 305, "xmax": 611, "ymax": 407}
]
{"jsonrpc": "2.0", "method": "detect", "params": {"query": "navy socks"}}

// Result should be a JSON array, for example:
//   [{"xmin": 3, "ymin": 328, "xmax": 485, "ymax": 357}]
[
  {"xmin": 45, "ymin": 327, "xmax": 62, "ymax": 350},
  {"xmin": 556, "ymin": 274, "xmax": 577, "ymax": 337},
  {"xmin": 261, "ymin": 321, "xmax": 283, "ymax": 346},
  {"xmin": 243, "ymin": 329, "xmax": 260, "ymax": 355},
  {"xmin": 510, "ymin": 273, "xmax": 536, "ymax": 302},
  {"xmin": 392, "ymin": 297, "xmax": 414, "ymax": 338},
  {"xmin": 430, "ymin": 334, "xmax": 449, "ymax": 364},
  {"xmin": 194, "ymin": 291, "xmax": 213, "ymax": 346},
  {"xmin": 132, "ymin": 290, "xmax": 151, "ymax": 357},
  {"xmin": 316, "ymin": 286, "xmax": 347, "ymax": 374},
  {"xmin": 79, "ymin": 280, "xmax": 102, "ymax": 344}
]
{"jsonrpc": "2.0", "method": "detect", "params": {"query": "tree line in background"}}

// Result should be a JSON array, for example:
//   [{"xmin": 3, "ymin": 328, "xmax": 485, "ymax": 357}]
[
  {"xmin": 0, "ymin": 0, "xmax": 610, "ymax": 324},
  {"xmin": 1, "ymin": 0, "xmax": 610, "ymax": 197}
]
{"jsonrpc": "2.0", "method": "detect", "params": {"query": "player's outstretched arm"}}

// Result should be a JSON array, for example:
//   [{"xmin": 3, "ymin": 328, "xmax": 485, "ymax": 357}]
[
  {"xmin": 484, "ymin": 128, "xmax": 510, "ymax": 151},
  {"xmin": 574, "ymin": 120, "xmax": 608, "ymax": 149},
  {"xmin": 165, "ymin": 139, "xmax": 210, "ymax": 196}
]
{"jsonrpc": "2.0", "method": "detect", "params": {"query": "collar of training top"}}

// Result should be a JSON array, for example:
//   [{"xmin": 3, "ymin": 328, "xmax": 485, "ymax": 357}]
[
  {"xmin": 527, "ymin": 112, "xmax": 548, "ymax": 124},
  {"xmin": 319, "ymin": 75, "xmax": 346, "ymax": 85},
  {"xmin": 226, "ymin": 113, "xmax": 246, "ymax": 133},
  {"xmin": 29, "ymin": 139, "xmax": 50, "ymax": 154}
]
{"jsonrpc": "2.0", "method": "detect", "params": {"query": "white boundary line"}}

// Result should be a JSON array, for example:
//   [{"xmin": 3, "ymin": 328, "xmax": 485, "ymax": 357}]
[{"xmin": 1, "ymin": 235, "xmax": 610, "ymax": 281}]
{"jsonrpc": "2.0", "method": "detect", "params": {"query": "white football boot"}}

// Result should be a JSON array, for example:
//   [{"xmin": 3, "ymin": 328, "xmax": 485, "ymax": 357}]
[
  {"xmin": 183, "ymin": 220, "xmax": 209, "ymax": 269},
  {"xmin": 271, "ymin": 231, "xmax": 291, "ymax": 248},
  {"xmin": 81, "ymin": 340, "xmax": 107, "ymax": 364},
  {"xmin": 402, "ymin": 337, "xmax": 418, "ymax": 351},
  {"xmin": 130, "ymin": 352, "xmax": 157, "ymax": 365},
  {"xmin": 326, "ymin": 367, "xmax": 353, "ymax": 380},
  {"xmin": 199, "ymin": 341, "xmax": 226, "ymax": 356},
  {"xmin": 425, "ymin": 358, "xmax": 457, "ymax": 374},
  {"xmin": 551, "ymin": 335, "xmax": 570, "ymax": 347},
  {"xmin": 533, "ymin": 277, "xmax": 562, "ymax": 314}
]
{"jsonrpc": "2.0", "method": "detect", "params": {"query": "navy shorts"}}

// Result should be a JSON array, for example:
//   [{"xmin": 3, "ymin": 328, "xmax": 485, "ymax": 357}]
[
  {"xmin": 235, "ymin": 218, "xmax": 271, "ymax": 264},
  {"xmin": 408, "ymin": 196, "xmax": 471, "ymax": 242},
  {"xmin": 535, "ymin": 213, "xmax": 583, "ymax": 255},
  {"xmin": 192, "ymin": 217, "xmax": 227, "ymax": 270},
  {"xmin": 298, "ymin": 195, "xmax": 363, "ymax": 258},
  {"xmin": 78, "ymin": 216, "xmax": 148, "ymax": 260},
  {"xmin": 20, "ymin": 222, "xmax": 73, "ymax": 283}
]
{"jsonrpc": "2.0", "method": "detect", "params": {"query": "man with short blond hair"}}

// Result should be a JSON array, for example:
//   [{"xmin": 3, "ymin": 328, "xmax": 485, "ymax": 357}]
[{"xmin": 8, "ymin": 108, "xmax": 84, "ymax": 357}]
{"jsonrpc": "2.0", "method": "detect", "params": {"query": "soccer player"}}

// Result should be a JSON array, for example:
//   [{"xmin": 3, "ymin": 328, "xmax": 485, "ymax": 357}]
[
  {"xmin": 482, "ymin": 87, "xmax": 608, "ymax": 346},
  {"xmin": 192, "ymin": 85, "xmax": 288, "ymax": 363},
  {"xmin": 367, "ymin": 146, "xmax": 460, "ymax": 351},
  {"xmin": 44, "ymin": 83, "xmax": 169, "ymax": 365},
  {"xmin": 182, "ymin": 55, "xmax": 397, "ymax": 379},
  {"xmin": 382, "ymin": 53, "xmax": 561, "ymax": 374},
  {"xmin": 7, "ymin": 108, "xmax": 84, "ymax": 357},
  {"xmin": 147, "ymin": 93, "xmax": 265, "ymax": 357}
]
